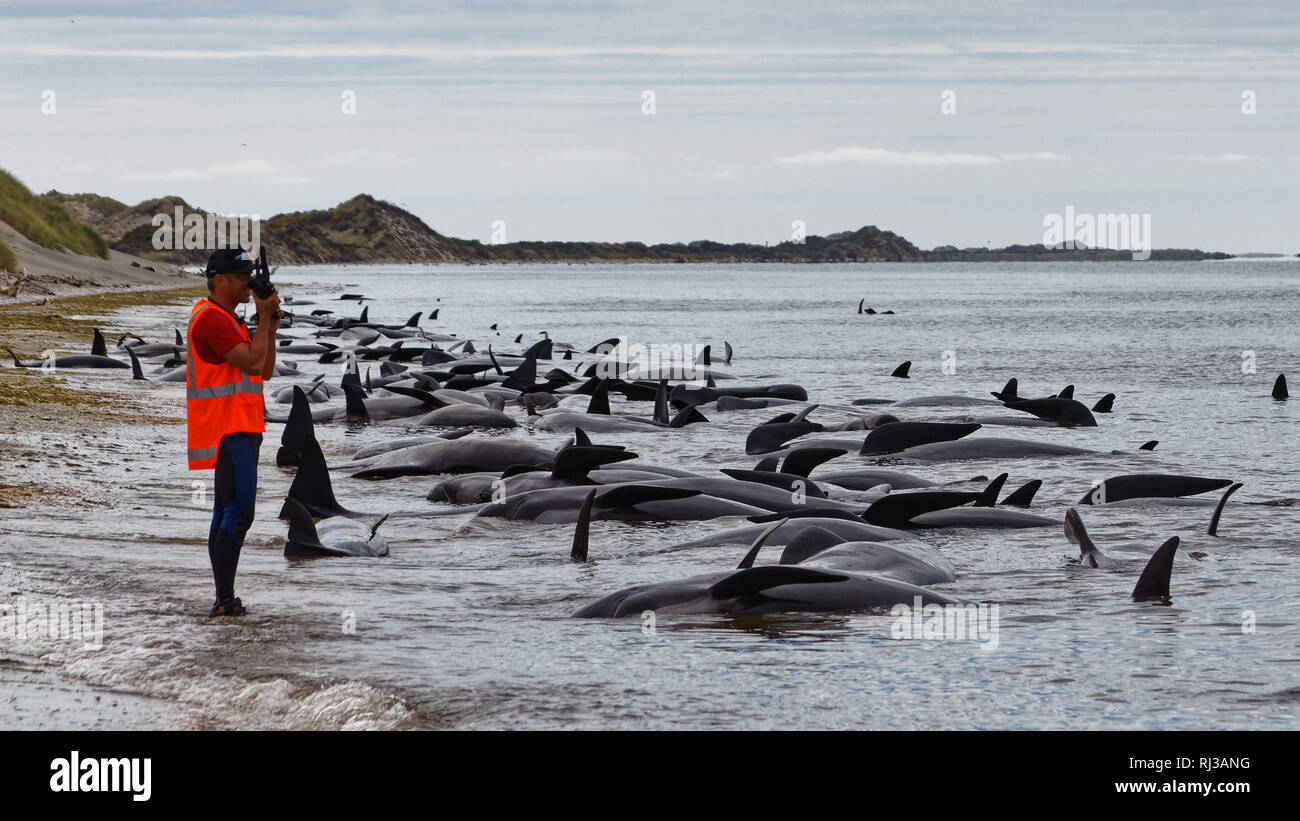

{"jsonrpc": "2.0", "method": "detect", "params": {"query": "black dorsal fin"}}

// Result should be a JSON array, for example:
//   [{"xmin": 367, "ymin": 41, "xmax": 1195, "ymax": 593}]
[
  {"xmin": 502, "ymin": 351, "xmax": 538, "ymax": 391},
  {"xmin": 572, "ymin": 427, "xmax": 592, "ymax": 448},
  {"xmin": 382, "ymin": 385, "xmax": 445, "ymax": 407},
  {"xmin": 697, "ymin": 345, "xmax": 711, "ymax": 367},
  {"xmin": 857, "ymin": 298, "xmax": 865, "ymax": 314},
  {"xmin": 653, "ymin": 379, "xmax": 669, "ymax": 425},
  {"xmin": 501, "ymin": 464, "xmax": 546, "ymax": 478},
  {"xmin": 276, "ymin": 385, "xmax": 315, "ymax": 467},
  {"xmin": 285, "ymin": 436, "xmax": 350, "ymax": 518},
  {"xmin": 488, "ymin": 346, "xmax": 504, "ymax": 375},
  {"xmin": 126, "ymin": 347, "xmax": 145, "ymax": 380},
  {"xmin": 586, "ymin": 379, "xmax": 611, "ymax": 415},
  {"xmin": 780, "ymin": 447, "xmax": 846, "ymax": 478},
  {"xmin": 736, "ymin": 518, "xmax": 787, "ymax": 569},
  {"xmin": 1092, "ymin": 393, "xmax": 1115, "ymax": 413},
  {"xmin": 404, "ymin": 312, "xmax": 422, "ymax": 328},
  {"xmin": 280, "ymin": 497, "xmax": 328, "ymax": 557},
  {"xmin": 571, "ymin": 489, "xmax": 597, "ymax": 562},
  {"xmin": 174, "ymin": 328, "xmax": 184, "ymax": 346},
  {"xmin": 778, "ymin": 526, "xmax": 848, "ymax": 565},
  {"xmin": 1132, "ymin": 537, "xmax": 1180, "ymax": 600},
  {"xmin": 1139, "ymin": 440, "xmax": 1158, "ymax": 451},
  {"xmin": 667, "ymin": 404, "xmax": 707, "ymax": 428},
  {"xmin": 753, "ymin": 455, "xmax": 779, "ymax": 472},
  {"xmin": 724, "ymin": 341, "xmax": 733, "ymax": 364},
  {"xmin": 1273, "ymin": 374, "xmax": 1289, "ymax": 400},
  {"xmin": 1207, "ymin": 482, "xmax": 1243, "ymax": 536},
  {"xmin": 1058, "ymin": 384, "xmax": 1075, "ymax": 400},
  {"xmin": 91, "ymin": 328, "xmax": 107, "ymax": 357},
  {"xmin": 974, "ymin": 473, "xmax": 1008, "ymax": 507},
  {"xmin": 707, "ymin": 566, "xmax": 847, "ymax": 601},
  {"xmin": 891, "ymin": 360, "xmax": 911, "ymax": 378},
  {"xmin": 1001, "ymin": 479, "xmax": 1042, "ymax": 507},
  {"xmin": 748, "ymin": 508, "xmax": 864, "ymax": 523},
  {"xmin": 992, "ymin": 377, "xmax": 1018, "ymax": 402},
  {"xmin": 342, "ymin": 383, "xmax": 371, "ymax": 425}
]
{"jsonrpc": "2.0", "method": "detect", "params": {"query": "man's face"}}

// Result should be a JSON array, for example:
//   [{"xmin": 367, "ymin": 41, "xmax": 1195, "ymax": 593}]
[{"xmin": 216, "ymin": 271, "xmax": 253, "ymax": 302}]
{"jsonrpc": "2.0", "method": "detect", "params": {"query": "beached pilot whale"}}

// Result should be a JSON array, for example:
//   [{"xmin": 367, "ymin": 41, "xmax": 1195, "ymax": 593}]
[
  {"xmin": 7, "ymin": 329, "xmax": 129, "ymax": 369},
  {"xmin": 280, "ymin": 498, "xmax": 389, "ymax": 557},
  {"xmin": 570, "ymin": 498, "xmax": 962, "ymax": 617}
]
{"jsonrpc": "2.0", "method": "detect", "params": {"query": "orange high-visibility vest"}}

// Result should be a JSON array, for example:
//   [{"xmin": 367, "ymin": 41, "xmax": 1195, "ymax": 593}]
[{"xmin": 186, "ymin": 299, "xmax": 265, "ymax": 470}]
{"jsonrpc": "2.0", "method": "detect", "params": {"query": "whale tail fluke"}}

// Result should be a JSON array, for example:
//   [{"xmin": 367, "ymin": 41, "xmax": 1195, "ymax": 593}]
[
  {"xmin": 1132, "ymin": 537, "xmax": 1180, "ymax": 600},
  {"xmin": 1273, "ymin": 374, "xmax": 1288, "ymax": 400},
  {"xmin": 1207, "ymin": 482, "xmax": 1243, "ymax": 536},
  {"xmin": 974, "ymin": 473, "xmax": 1009, "ymax": 507},
  {"xmin": 571, "ymin": 489, "xmax": 597, "ymax": 562},
  {"xmin": 891, "ymin": 361, "xmax": 911, "ymax": 379},
  {"xmin": 1001, "ymin": 478, "xmax": 1042, "ymax": 507},
  {"xmin": 736, "ymin": 518, "xmax": 788, "ymax": 569},
  {"xmin": 1092, "ymin": 393, "xmax": 1115, "ymax": 413}
]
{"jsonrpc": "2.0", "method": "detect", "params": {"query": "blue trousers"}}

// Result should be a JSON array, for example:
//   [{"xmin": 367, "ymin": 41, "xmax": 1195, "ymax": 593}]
[{"xmin": 208, "ymin": 432, "xmax": 262, "ymax": 601}]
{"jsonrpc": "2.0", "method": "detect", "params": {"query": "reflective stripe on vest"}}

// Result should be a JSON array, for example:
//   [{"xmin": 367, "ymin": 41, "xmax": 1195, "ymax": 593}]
[{"xmin": 186, "ymin": 299, "xmax": 265, "ymax": 469}]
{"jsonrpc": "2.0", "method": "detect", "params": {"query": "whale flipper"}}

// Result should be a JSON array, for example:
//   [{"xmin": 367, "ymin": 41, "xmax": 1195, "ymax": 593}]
[
  {"xmin": 1064, "ymin": 508, "xmax": 1103, "ymax": 567},
  {"xmin": 891, "ymin": 361, "xmax": 911, "ymax": 379},
  {"xmin": 667, "ymin": 404, "xmax": 708, "ymax": 428},
  {"xmin": 1001, "ymin": 479, "xmax": 1042, "ymax": 507},
  {"xmin": 857, "ymin": 298, "xmax": 865, "ymax": 314},
  {"xmin": 1092, "ymin": 393, "xmax": 1115, "ymax": 413},
  {"xmin": 281, "ymin": 497, "xmax": 335, "ymax": 557},
  {"xmin": 1273, "ymin": 374, "xmax": 1288, "ymax": 400},
  {"xmin": 736, "ymin": 518, "xmax": 788, "ymax": 569},
  {"xmin": 862, "ymin": 490, "xmax": 983, "ymax": 529},
  {"xmin": 552, "ymin": 446, "xmax": 638, "ymax": 481},
  {"xmin": 1207, "ymin": 482, "xmax": 1243, "ymax": 536},
  {"xmin": 1132, "ymin": 537, "xmax": 1179, "ymax": 600}
]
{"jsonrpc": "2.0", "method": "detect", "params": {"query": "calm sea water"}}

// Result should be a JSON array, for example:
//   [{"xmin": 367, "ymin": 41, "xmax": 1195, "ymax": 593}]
[{"xmin": 2, "ymin": 260, "xmax": 1297, "ymax": 729}]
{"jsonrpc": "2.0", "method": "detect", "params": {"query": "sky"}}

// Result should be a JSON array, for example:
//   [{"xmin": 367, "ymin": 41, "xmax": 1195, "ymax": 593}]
[{"xmin": 1, "ymin": 1, "xmax": 1298, "ymax": 253}]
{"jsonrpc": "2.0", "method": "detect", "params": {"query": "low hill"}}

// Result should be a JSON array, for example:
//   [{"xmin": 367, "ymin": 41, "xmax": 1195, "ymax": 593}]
[{"xmin": 0, "ymin": 169, "xmax": 109, "ymax": 272}]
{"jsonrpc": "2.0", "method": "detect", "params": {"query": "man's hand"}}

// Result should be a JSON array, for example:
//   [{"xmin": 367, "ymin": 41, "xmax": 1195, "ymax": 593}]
[{"xmin": 253, "ymin": 291, "xmax": 282, "ymax": 323}]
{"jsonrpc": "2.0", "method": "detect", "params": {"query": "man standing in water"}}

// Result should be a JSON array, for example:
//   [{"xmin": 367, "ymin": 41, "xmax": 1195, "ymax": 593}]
[{"xmin": 186, "ymin": 248, "xmax": 281, "ymax": 616}]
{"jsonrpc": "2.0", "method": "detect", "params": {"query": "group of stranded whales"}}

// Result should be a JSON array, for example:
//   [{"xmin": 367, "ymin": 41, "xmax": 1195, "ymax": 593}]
[{"xmin": 12, "ymin": 302, "xmax": 1289, "ymax": 622}]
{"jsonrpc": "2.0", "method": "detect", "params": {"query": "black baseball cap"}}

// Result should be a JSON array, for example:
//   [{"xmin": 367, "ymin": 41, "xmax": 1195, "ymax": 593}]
[{"xmin": 204, "ymin": 248, "xmax": 256, "ymax": 276}]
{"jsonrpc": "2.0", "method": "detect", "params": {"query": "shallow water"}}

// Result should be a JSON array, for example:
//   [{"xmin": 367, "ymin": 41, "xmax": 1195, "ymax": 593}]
[{"xmin": 1, "ymin": 260, "xmax": 1297, "ymax": 729}]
